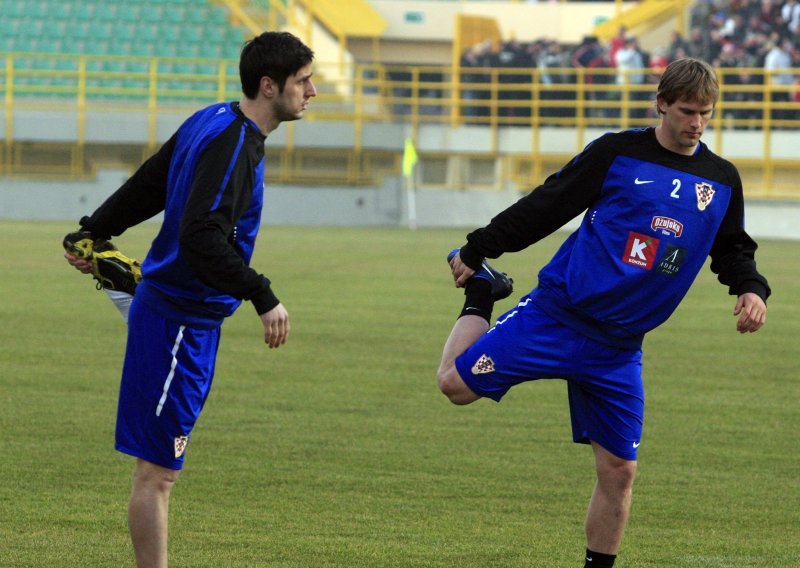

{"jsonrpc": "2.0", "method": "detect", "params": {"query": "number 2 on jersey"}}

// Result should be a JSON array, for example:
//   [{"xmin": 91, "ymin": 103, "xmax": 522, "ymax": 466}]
[{"xmin": 670, "ymin": 179, "xmax": 681, "ymax": 199}]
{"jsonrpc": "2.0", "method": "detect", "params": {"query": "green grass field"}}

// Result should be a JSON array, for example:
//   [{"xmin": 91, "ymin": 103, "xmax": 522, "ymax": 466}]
[{"xmin": 0, "ymin": 220, "xmax": 798, "ymax": 567}]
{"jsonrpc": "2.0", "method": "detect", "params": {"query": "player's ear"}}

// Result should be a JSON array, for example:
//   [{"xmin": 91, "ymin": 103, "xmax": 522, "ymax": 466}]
[
  {"xmin": 655, "ymin": 95, "xmax": 666, "ymax": 115},
  {"xmin": 260, "ymin": 76, "xmax": 276, "ymax": 98}
]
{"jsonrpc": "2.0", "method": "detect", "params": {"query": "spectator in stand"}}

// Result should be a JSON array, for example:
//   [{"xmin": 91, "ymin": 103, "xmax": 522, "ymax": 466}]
[
  {"xmin": 743, "ymin": 13, "xmax": 774, "ymax": 50},
  {"xmin": 460, "ymin": 41, "xmax": 493, "ymax": 122},
  {"xmin": 538, "ymin": 40, "xmax": 573, "ymax": 120},
  {"xmin": 571, "ymin": 35, "xmax": 604, "ymax": 70},
  {"xmin": 607, "ymin": 25, "xmax": 628, "ymax": 69},
  {"xmin": 666, "ymin": 30, "xmax": 691, "ymax": 61},
  {"xmin": 756, "ymin": 0, "xmax": 784, "ymax": 29},
  {"xmin": 722, "ymin": 13, "xmax": 748, "ymax": 44},
  {"xmin": 650, "ymin": 47, "xmax": 669, "ymax": 73},
  {"xmin": 614, "ymin": 36, "xmax": 647, "ymax": 119},
  {"xmin": 792, "ymin": 75, "xmax": 800, "ymax": 111},
  {"xmin": 495, "ymin": 39, "xmax": 530, "ymax": 120},
  {"xmin": 781, "ymin": 0, "xmax": 800, "ymax": 34},
  {"xmin": 686, "ymin": 26, "xmax": 713, "ymax": 62},
  {"xmin": 764, "ymin": 38, "xmax": 795, "ymax": 122},
  {"xmin": 716, "ymin": 41, "xmax": 751, "ymax": 123},
  {"xmin": 571, "ymin": 36, "xmax": 606, "ymax": 119}
]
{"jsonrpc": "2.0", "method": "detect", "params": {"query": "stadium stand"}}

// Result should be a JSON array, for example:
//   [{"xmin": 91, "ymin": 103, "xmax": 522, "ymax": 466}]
[
  {"xmin": 0, "ymin": 0, "xmax": 244, "ymax": 91},
  {"xmin": 0, "ymin": 0, "xmax": 371, "ymax": 110},
  {"xmin": 1, "ymin": 0, "xmax": 799, "ymax": 199}
]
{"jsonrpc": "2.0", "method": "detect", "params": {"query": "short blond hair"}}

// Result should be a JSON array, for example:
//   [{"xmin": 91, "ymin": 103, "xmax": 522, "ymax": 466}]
[{"xmin": 656, "ymin": 58, "xmax": 719, "ymax": 111}]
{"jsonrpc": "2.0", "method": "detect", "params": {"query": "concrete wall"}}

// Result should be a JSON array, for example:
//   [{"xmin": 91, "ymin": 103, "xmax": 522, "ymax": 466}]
[
  {"xmin": 2, "ymin": 167, "xmax": 798, "ymax": 241},
  {"xmin": 2, "ymin": 109, "xmax": 799, "ymax": 240},
  {"xmin": 371, "ymin": 0, "xmax": 619, "ymax": 45}
]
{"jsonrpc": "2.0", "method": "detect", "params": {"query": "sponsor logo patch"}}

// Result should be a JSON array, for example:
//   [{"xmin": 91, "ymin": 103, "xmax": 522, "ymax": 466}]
[
  {"xmin": 656, "ymin": 245, "xmax": 687, "ymax": 277},
  {"xmin": 174, "ymin": 435, "xmax": 189, "ymax": 458},
  {"xmin": 471, "ymin": 354, "xmax": 495, "ymax": 375},
  {"xmin": 623, "ymin": 232, "xmax": 660, "ymax": 270},
  {"xmin": 651, "ymin": 216, "xmax": 683, "ymax": 237},
  {"xmin": 695, "ymin": 182, "xmax": 715, "ymax": 211}
]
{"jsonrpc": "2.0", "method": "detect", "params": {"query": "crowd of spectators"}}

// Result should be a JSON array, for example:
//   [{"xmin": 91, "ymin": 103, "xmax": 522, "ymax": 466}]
[{"xmin": 448, "ymin": 0, "xmax": 800, "ymax": 123}]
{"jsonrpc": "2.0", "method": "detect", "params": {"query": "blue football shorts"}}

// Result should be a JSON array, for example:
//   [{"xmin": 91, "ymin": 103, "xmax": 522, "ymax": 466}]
[
  {"xmin": 115, "ymin": 297, "xmax": 221, "ymax": 470},
  {"xmin": 455, "ymin": 295, "xmax": 644, "ymax": 461}
]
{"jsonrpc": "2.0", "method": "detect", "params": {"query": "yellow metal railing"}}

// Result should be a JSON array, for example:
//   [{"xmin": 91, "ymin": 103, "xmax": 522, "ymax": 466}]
[{"xmin": 1, "ymin": 52, "xmax": 800, "ymax": 196}]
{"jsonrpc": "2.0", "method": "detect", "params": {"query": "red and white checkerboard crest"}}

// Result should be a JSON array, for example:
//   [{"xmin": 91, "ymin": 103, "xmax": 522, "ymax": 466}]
[
  {"xmin": 174, "ymin": 435, "xmax": 189, "ymax": 458},
  {"xmin": 695, "ymin": 182, "xmax": 715, "ymax": 211},
  {"xmin": 471, "ymin": 354, "xmax": 495, "ymax": 375}
]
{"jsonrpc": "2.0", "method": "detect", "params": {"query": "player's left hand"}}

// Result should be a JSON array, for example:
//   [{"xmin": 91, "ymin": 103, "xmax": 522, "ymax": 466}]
[
  {"xmin": 733, "ymin": 292, "xmax": 766, "ymax": 333},
  {"xmin": 260, "ymin": 302, "xmax": 290, "ymax": 348},
  {"xmin": 449, "ymin": 251, "xmax": 475, "ymax": 288}
]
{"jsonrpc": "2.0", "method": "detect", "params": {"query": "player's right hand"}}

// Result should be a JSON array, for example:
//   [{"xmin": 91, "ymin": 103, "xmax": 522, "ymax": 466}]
[{"xmin": 64, "ymin": 252, "xmax": 94, "ymax": 274}]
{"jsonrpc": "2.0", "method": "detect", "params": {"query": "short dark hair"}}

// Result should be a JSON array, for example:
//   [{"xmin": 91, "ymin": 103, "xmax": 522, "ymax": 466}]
[{"xmin": 239, "ymin": 31, "xmax": 314, "ymax": 99}]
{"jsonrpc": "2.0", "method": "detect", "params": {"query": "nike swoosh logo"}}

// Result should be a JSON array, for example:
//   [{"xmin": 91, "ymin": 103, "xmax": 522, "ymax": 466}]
[
  {"xmin": 634, "ymin": 178, "xmax": 654, "ymax": 185},
  {"xmin": 480, "ymin": 261, "xmax": 497, "ymax": 280},
  {"xmin": 632, "ymin": 441, "xmax": 641, "ymax": 448}
]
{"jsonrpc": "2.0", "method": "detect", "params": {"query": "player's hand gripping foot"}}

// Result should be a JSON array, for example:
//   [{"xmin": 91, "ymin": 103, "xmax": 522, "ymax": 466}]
[
  {"xmin": 63, "ymin": 230, "xmax": 142, "ymax": 295},
  {"xmin": 447, "ymin": 248, "xmax": 513, "ymax": 301}
]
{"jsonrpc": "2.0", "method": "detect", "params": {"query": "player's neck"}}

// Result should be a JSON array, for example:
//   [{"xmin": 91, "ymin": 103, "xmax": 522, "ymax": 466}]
[
  {"xmin": 238, "ymin": 98, "xmax": 277, "ymax": 137},
  {"xmin": 654, "ymin": 125, "xmax": 698, "ymax": 156}
]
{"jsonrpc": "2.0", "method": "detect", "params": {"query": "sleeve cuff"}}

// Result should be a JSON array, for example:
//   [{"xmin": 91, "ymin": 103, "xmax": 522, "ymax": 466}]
[
  {"xmin": 458, "ymin": 243, "xmax": 484, "ymax": 272},
  {"xmin": 251, "ymin": 286, "xmax": 280, "ymax": 315},
  {"xmin": 735, "ymin": 280, "xmax": 770, "ymax": 303}
]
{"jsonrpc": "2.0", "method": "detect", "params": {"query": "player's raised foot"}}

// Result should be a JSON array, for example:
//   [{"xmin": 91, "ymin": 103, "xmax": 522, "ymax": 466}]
[
  {"xmin": 447, "ymin": 248, "xmax": 514, "ymax": 301},
  {"xmin": 92, "ymin": 239, "xmax": 142, "ymax": 296},
  {"xmin": 63, "ymin": 229, "xmax": 95, "ymax": 260}
]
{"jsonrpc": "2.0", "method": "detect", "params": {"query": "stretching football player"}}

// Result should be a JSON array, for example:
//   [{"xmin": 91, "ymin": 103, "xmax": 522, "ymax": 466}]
[
  {"xmin": 64, "ymin": 31, "xmax": 315, "ymax": 568},
  {"xmin": 438, "ymin": 58, "xmax": 769, "ymax": 567}
]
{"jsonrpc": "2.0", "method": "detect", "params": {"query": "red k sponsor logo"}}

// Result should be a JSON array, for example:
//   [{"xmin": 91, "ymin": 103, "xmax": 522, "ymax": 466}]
[{"xmin": 623, "ymin": 232, "xmax": 660, "ymax": 270}]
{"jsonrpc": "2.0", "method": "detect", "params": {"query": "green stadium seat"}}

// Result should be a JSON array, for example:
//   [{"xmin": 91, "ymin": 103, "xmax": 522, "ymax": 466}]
[
  {"xmin": 66, "ymin": 22, "xmax": 90, "ymax": 40},
  {"xmin": 38, "ymin": 38, "xmax": 66, "ymax": 54},
  {"xmin": 156, "ymin": 22, "xmax": 181, "ymax": 41},
  {"xmin": 50, "ymin": 2, "xmax": 75, "ymax": 20},
  {"xmin": 17, "ymin": 19, "xmax": 44, "ymax": 39},
  {"xmin": 74, "ymin": 2, "xmax": 95, "ymax": 21},
  {"xmin": 164, "ymin": 6, "xmax": 186, "ymax": 25},
  {"xmin": 112, "ymin": 22, "xmax": 135, "ymax": 42},
  {"xmin": 89, "ymin": 22, "xmax": 113, "ymax": 41},
  {"xmin": 94, "ymin": 3, "xmax": 118, "ymax": 22},
  {"xmin": 0, "ymin": 18, "xmax": 19, "ymax": 37},
  {"xmin": 186, "ymin": 6, "xmax": 210, "ymax": 25},
  {"xmin": 102, "ymin": 59, "xmax": 126, "ymax": 74},
  {"xmin": 138, "ymin": 25, "xmax": 158, "ymax": 43},
  {"xmin": 130, "ymin": 42, "xmax": 156, "ymax": 57},
  {"xmin": 3, "ymin": 0, "xmax": 245, "ymax": 103},
  {"xmin": 0, "ymin": 36, "xmax": 17, "ymax": 52},
  {"xmin": 18, "ymin": 0, "xmax": 50, "ymax": 19},
  {"xmin": 199, "ymin": 43, "xmax": 224, "ymax": 59},
  {"xmin": 158, "ymin": 43, "xmax": 179, "ymax": 58},
  {"xmin": 140, "ymin": 6, "xmax": 165, "ymax": 24},
  {"xmin": 4, "ymin": 0, "xmax": 24, "ymax": 18}
]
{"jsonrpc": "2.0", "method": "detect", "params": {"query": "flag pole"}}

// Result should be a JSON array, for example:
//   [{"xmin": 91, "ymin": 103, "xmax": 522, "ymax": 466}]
[{"xmin": 407, "ymin": 174, "xmax": 417, "ymax": 231}]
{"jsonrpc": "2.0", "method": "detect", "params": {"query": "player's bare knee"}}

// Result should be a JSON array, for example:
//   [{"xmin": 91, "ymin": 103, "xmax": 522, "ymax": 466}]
[
  {"xmin": 437, "ymin": 367, "xmax": 477, "ymax": 405},
  {"xmin": 133, "ymin": 459, "xmax": 180, "ymax": 492},
  {"xmin": 597, "ymin": 456, "xmax": 637, "ymax": 491},
  {"xmin": 436, "ymin": 367, "xmax": 456, "ymax": 397}
]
